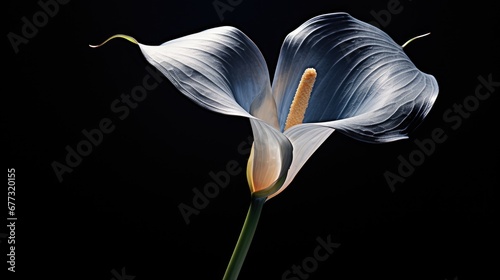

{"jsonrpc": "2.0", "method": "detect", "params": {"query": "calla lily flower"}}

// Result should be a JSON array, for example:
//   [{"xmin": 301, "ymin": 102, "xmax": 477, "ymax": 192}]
[{"xmin": 92, "ymin": 12, "xmax": 438, "ymax": 280}]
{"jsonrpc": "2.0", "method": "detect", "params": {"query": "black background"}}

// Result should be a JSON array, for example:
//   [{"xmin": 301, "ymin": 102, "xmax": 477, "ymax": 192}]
[{"xmin": 4, "ymin": 0, "xmax": 499, "ymax": 279}]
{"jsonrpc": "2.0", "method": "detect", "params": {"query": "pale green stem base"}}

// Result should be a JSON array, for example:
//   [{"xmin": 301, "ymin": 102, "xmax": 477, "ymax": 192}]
[{"xmin": 222, "ymin": 195, "xmax": 266, "ymax": 280}]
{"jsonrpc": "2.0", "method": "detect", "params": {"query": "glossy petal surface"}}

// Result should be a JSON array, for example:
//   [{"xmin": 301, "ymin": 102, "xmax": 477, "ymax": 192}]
[{"xmin": 273, "ymin": 13, "xmax": 438, "ymax": 142}]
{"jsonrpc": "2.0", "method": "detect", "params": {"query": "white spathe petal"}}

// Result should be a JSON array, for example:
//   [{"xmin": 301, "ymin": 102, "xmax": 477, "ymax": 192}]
[
  {"xmin": 248, "ymin": 118, "xmax": 292, "ymax": 197},
  {"xmin": 138, "ymin": 26, "xmax": 272, "ymax": 119},
  {"xmin": 272, "ymin": 12, "xmax": 439, "ymax": 142},
  {"xmin": 250, "ymin": 88, "xmax": 280, "ymax": 130},
  {"xmin": 321, "ymin": 71, "xmax": 438, "ymax": 142},
  {"xmin": 267, "ymin": 124, "xmax": 334, "ymax": 200}
]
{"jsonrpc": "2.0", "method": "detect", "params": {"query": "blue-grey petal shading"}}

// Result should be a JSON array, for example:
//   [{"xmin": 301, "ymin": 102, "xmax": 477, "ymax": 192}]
[
  {"xmin": 272, "ymin": 12, "xmax": 438, "ymax": 142},
  {"xmin": 138, "ymin": 26, "xmax": 273, "ymax": 119}
]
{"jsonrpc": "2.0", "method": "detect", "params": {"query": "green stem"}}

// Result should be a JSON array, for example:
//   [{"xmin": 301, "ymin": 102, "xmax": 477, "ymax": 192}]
[{"xmin": 223, "ymin": 195, "xmax": 266, "ymax": 280}]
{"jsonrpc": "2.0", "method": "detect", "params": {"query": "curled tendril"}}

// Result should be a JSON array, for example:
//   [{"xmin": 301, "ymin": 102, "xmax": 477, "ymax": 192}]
[
  {"xmin": 89, "ymin": 34, "xmax": 138, "ymax": 48},
  {"xmin": 402, "ymin": 32, "xmax": 431, "ymax": 48}
]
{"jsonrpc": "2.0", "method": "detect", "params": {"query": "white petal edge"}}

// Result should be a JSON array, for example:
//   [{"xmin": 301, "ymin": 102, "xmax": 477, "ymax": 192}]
[{"xmin": 267, "ymin": 124, "xmax": 334, "ymax": 200}]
